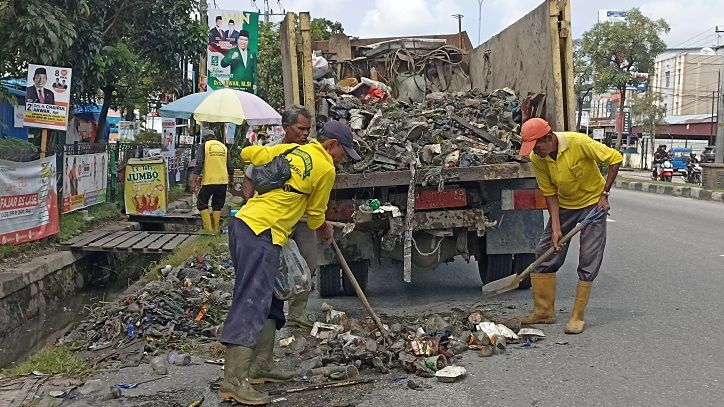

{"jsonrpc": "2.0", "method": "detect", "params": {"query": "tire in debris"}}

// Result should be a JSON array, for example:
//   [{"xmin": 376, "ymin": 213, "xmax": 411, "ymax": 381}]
[
  {"xmin": 512, "ymin": 253, "xmax": 535, "ymax": 289},
  {"xmin": 341, "ymin": 260, "xmax": 369, "ymax": 296},
  {"xmin": 319, "ymin": 264, "xmax": 343, "ymax": 298}
]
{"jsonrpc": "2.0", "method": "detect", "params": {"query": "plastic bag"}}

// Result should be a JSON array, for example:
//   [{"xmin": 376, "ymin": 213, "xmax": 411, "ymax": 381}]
[{"xmin": 273, "ymin": 239, "xmax": 312, "ymax": 300}]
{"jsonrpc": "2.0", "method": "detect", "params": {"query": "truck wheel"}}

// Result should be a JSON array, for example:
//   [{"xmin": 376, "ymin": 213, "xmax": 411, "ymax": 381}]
[
  {"xmin": 513, "ymin": 253, "xmax": 535, "ymax": 289},
  {"xmin": 319, "ymin": 264, "xmax": 342, "ymax": 298},
  {"xmin": 342, "ymin": 260, "xmax": 369, "ymax": 296},
  {"xmin": 478, "ymin": 254, "xmax": 513, "ymax": 285}
]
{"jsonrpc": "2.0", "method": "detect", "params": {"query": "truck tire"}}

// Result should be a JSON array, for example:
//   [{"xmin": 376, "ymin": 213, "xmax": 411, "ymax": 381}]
[
  {"xmin": 319, "ymin": 264, "xmax": 343, "ymax": 298},
  {"xmin": 512, "ymin": 253, "xmax": 535, "ymax": 289},
  {"xmin": 342, "ymin": 260, "xmax": 369, "ymax": 296},
  {"xmin": 478, "ymin": 254, "xmax": 513, "ymax": 285}
]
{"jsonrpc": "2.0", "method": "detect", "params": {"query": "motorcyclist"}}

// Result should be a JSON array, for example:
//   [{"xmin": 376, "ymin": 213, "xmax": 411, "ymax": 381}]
[
  {"xmin": 652, "ymin": 144, "xmax": 669, "ymax": 180},
  {"xmin": 686, "ymin": 153, "xmax": 701, "ymax": 184}
]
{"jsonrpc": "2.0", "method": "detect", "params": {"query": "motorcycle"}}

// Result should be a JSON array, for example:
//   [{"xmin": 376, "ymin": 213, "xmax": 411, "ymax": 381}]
[
  {"xmin": 680, "ymin": 161, "xmax": 702, "ymax": 184},
  {"xmin": 658, "ymin": 159, "xmax": 674, "ymax": 182}
]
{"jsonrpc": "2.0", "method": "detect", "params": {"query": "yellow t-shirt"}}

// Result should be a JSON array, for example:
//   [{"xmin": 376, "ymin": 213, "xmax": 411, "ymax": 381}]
[
  {"xmin": 237, "ymin": 140, "xmax": 336, "ymax": 245},
  {"xmin": 530, "ymin": 132, "xmax": 623, "ymax": 209},
  {"xmin": 202, "ymin": 140, "xmax": 229, "ymax": 185}
]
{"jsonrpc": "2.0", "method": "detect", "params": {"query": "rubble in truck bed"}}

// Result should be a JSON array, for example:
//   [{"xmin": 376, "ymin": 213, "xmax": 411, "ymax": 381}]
[
  {"xmin": 59, "ymin": 252, "xmax": 545, "ymax": 384},
  {"xmin": 316, "ymin": 86, "xmax": 529, "ymax": 174}
]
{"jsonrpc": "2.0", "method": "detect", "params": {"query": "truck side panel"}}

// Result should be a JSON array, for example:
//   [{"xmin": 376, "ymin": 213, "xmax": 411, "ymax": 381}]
[
  {"xmin": 483, "ymin": 179, "xmax": 544, "ymax": 255},
  {"xmin": 468, "ymin": 0, "xmax": 574, "ymax": 131}
]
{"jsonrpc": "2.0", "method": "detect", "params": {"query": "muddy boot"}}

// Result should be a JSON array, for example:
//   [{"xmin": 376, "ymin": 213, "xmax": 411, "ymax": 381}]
[
  {"xmin": 565, "ymin": 281, "xmax": 592, "ymax": 334},
  {"xmin": 218, "ymin": 345, "xmax": 270, "ymax": 405},
  {"xmin": 212, "ymin": 210, "xmax": 222, "ymax": 232},
  {"xmin": 200, "ymin": 209, "xmax": 213, "ymax": 232},
  {"xmin": 249, "ymin": 320, "xmax": 299, "ymax": 384},
  {"xmin": 519, "ymin": 273, "xmax": 557, "ymax": 325},
  {"xmin": 286, "ymin": 291, "xmax": 315, "ymax": 328}
]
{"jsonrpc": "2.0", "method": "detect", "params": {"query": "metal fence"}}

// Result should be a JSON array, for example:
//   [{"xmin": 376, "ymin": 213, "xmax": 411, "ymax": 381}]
[{"xmin": 54, "ymin": 142, "xmax": 192, "ymax": 208}]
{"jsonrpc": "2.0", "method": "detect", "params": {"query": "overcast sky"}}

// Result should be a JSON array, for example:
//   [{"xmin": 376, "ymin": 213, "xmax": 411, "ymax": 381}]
[{"xmin": 216, "ymin": 0, "xmax": 723, "ymax": 48}]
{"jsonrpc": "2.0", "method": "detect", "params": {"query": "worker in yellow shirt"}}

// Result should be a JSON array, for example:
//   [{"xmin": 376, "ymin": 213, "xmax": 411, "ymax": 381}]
[
  {"xmin": 218, "ymin": 121, "xmax": 359, "ymax": 405},
  {"xmin": 191, "ymin": 129, "xmax": 233, "ymax": 232},
  {"xmin": 516, "ymin": 118, "xmax": 622, "ymax": 335}
]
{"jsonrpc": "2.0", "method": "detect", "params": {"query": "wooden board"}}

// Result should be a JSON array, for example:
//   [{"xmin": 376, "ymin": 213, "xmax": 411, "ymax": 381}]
[
  {"xmin": 60, "ymin": 230, "xmax": 198, "ymax": 253},
  {"xmin": 333, "ymin": 162, "xmax": 536, "ymax": 190}
]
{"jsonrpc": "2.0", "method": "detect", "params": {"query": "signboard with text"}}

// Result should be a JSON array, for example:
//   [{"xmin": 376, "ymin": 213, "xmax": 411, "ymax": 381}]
[
  {"xmin": 207, "ymin": 10, "xmax": 260, "ymax": 93},
  {"xmin": 23, "ymin": 64, "xmax": 72, "ymax": 130},
  {"xmin": 61, "ymin": 153, "xmax": 108, "ymax": 214},
  {"xmin": 0, "ymin": 156, "xmax": 59, "ymax": 244}
]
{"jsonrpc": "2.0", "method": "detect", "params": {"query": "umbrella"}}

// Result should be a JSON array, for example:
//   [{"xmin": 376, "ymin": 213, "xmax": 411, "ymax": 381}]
[{"xmin": 159, "ymin": 88, "xmax": 281, "ymax": 126}]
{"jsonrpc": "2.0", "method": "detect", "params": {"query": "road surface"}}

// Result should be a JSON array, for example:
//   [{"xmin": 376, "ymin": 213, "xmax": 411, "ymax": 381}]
[{"xmin": 62, "ymin": 188, "xmax": 724, "ymax": 407}]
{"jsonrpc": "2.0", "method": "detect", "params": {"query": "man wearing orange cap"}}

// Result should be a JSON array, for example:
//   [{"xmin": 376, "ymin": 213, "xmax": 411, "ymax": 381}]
[{"xmin": 517, "ymin": 118, "xmax": 622, "ymax": 334}]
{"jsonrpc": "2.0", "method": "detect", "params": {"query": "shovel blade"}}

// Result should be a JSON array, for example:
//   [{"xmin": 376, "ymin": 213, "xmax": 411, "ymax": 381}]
[{"xmin": 481, "ymin": 274, "xmax": 519, "ymax": 298}]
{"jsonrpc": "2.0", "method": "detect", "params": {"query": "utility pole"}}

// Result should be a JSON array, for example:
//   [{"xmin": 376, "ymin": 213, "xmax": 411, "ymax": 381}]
[
  {"xmin": 452, "ymin": 14, "xmax": 463, "ymax": 49},
  {"xmin": 477, "ymin": 0, "xmax": 484, "ymax": 45},
  {"xmin": 716, "ymin": 57, "xmax": 723, "ymax": 163}
]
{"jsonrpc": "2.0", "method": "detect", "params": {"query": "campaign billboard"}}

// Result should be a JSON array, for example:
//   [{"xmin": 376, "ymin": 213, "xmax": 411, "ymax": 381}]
[
  {"xmin": 207, "ymin": 10, "xmax": 260, "ymax": 93},
  {"xmin": 61, "ymin": 152, "xmax": 108, "ymax": 214},
  {"xmin": 23, "ymin": 64, "xmax": 72, "ymax": 131}
]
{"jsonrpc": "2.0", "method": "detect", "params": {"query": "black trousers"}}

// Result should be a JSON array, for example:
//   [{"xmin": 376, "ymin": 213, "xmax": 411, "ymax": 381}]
[{"xmin": 197, "ymin": 184, "xmax": 226, "ymax": 211}]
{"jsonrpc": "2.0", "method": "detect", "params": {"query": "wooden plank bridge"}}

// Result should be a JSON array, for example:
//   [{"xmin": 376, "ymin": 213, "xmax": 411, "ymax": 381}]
[{"xmin": 60, "ymin": 230, "xmax": 199, "ymax": 253}]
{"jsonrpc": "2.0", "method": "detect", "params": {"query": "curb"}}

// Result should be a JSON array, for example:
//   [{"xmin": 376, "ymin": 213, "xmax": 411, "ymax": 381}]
[{"xmin": 614, "ymin": 180, "xmax": 724, "ymax": 204}]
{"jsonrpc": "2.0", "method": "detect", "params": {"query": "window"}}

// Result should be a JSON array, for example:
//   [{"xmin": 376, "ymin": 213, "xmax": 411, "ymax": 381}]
[
  {"xmin": 665, "ymin": 71, "xmax": 670, "ymax": 87},
  {"xmin": 677, "ymin": 69, "xmax": 681, "ymax": 85}
]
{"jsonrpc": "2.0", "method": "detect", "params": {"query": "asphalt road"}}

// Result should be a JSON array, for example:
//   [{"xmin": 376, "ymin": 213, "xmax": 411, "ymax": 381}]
[
  {"xmin": 311, "ymin": 188, "xmax": 724, "ymax": 407},
  {"xmin": 61, "ymin": 189, "xmax": 724, "ymax": 407}
]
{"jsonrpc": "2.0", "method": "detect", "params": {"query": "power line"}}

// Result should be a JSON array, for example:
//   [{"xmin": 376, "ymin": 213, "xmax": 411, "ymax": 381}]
[{"xmin": 667, "ymin": 27, "xmax": 716, "ymax": 49}]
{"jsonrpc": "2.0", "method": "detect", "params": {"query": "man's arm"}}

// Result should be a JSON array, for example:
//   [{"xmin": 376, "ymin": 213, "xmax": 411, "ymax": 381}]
[
  {"xmin": 598, "ymin": 163, "xmax": 620, "ymax": 211},
  {"xmin": 306, "ymin": 168, "xmax": 336, "ymax": 243},
  {"xmin": 242, "ymin": 175, "xmax": 255, "ymax": 201},
  {"xmin": 545, "ymin": 195, "xmax": 563, "ymax": 251},
  {"xmin": 579, "ymin": 137, "xmax": 623, "ymax": 212}
]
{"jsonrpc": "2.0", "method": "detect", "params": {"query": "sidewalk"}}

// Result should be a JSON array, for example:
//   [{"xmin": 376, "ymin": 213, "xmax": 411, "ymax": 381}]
[{"xmin": 614, "ymin": 174, "xmax": 724, "ymax": 203}]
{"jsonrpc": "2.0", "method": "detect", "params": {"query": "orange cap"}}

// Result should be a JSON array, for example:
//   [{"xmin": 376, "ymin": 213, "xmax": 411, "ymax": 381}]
[{"xmin": 518, "ymin": 118, "xmax": 551, "ymax": 156}]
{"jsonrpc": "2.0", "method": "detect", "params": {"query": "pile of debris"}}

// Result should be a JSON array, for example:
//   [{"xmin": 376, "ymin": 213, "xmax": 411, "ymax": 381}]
[
  {"xmin": 316, "ymin": 85, "xmax": 529, "ymax": 174},
  {"xmin": 282, "ymin": 304, "xmax": 545, "ymax": 383},
  {"xmin": 62, "ymin": 255, "xmax": 233, "ymax": 351}
]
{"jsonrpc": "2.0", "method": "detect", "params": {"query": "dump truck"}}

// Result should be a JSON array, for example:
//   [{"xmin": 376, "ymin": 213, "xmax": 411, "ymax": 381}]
[{"xmin": 285, "ymin": 0, "xmax": 575, "ymax": 297}]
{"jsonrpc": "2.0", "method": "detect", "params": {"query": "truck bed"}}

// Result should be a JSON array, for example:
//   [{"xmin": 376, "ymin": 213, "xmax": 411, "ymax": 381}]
[{"xmin": 332, "ymin": 162, "xmax": 535, "ymax": 190}]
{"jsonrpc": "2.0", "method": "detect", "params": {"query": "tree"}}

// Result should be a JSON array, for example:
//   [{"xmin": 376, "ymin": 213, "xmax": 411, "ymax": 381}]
[
  {"xmin": 580, "ymin": 8, "xmax": 669, "ymax": 149},
  {"xmin": 573, "ymin": 39, "xmax": 593, "ymax": 132},
  {"xmin": 311, "ymin": 18, "xmax": 344, "ymax": 41},
  {"xmin": 631, "ymin": 89, "xmax": 665, "ymax": 168},
  {"xmin": 257, "ymin": 22, "xmax": 284, "ymax": 109}
]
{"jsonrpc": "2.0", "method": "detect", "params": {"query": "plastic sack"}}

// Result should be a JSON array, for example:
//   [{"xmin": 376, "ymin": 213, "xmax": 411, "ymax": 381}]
[
  {"xmin": 273, "ymin": 239, "xmax": 312, "ymax": 300},
  {"xmin": 312, "ymin": 53, "xmax": 330, "ymax": 80}
]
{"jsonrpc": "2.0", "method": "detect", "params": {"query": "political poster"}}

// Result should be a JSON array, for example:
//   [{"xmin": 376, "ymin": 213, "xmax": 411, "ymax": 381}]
[
  {"xmin": 23, "ymin": 64, "xmax": 72, "ymax": 131},
  {"xmin": 61, "ymin": 153, "xmax": 108, "ymax": 214},
  {"xmin": 124, "ymin": 158, "xmax": 168, "ymax": 215},
  {"xmin": 162, "ymin": 118, "xmax": 176, "ymax": 152},
  {"xmin": 0, "ymin": 156, "xmax": 60, "ymax": 244},
  {"xmin": 207, "ymin": 10, "xmax": 259, "ymax": 93}
]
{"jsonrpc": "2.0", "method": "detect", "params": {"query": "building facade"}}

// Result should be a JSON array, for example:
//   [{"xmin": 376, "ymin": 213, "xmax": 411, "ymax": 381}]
[{"xmin": 653, "ymin": 48, "xmax": 722, "ymax": 116}]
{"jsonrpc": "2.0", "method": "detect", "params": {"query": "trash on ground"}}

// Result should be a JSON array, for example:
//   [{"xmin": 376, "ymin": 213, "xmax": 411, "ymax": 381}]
[{"xmin": 435, "ymin": 366, "xmax": 467, "ymax": 383}]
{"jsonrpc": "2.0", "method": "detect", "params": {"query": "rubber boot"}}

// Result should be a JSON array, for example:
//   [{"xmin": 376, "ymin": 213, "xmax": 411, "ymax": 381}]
[
  {"xmin": 286, "ymin": 291, "xmax": 315, "ymax": 328},
  {"xmin": 218, "ymin": 345, "xmax": 271, "ymax": 405},
  {"xmin": 212, "ymin": 210, "xmax": 222, "ymax": 233},
  {"xmin": 564, "ymin": 280, "xmax": 592, "ymax": 334},
  {"xmin": 519, "ymin": 273, "xmax": 557, "ymax": 325},
  {"xmin": 200, "ymin": 209, "xmax": 213, "ymax": 232},
  {"xmin": 249, "ymin": 320, "xmax": 299, "ymax": 384}
]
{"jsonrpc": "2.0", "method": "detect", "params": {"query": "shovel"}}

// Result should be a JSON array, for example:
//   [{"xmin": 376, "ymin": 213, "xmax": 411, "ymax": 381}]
[{"xmin": 481, "ymin": 207, "xmax": 607, "ymax": 298}]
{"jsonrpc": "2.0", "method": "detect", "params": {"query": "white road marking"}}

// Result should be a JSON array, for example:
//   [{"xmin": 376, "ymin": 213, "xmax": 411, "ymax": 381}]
[{"xmin": 607, "ymin": 218, "xmax": 617, "ymax": 223}]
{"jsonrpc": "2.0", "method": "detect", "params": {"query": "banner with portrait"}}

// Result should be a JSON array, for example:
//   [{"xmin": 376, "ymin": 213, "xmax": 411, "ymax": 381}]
[
  {"xmin": 61, "ymin": 152, "xmax": 108, "ymax": 214},
  {"xmin": 0, "ymin": 156, "xmax": 60, "ymax": 244},
  {"xmin": 23, "ymin": 64, "xmax": 72, "ymax": 130},
  {"xmin": 207, "ymin": 10, "xmax": 260, "ymax": 93}
]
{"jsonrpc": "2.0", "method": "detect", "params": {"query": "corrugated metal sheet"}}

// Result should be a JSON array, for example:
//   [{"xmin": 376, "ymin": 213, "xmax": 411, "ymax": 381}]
[{"xmin": 0, "ymin": 98, "xmax": 29, "ymax": 140}]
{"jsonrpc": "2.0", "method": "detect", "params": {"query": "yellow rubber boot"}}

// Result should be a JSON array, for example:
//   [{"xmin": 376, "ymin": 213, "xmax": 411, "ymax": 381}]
[
  {"xmin": 200, "ymin": 209, "xmax": 213, "ymax": 232},
  {"xmin": 519, "ymin": 273, "xmax": 557, "ymax": 325},
  {"xmin": 212, "ymin": 210, "xmax": 222, "ymax": 232},
  {"xmin": 565, "ymin": 280, "xmax": 592, "ymax": 334}
]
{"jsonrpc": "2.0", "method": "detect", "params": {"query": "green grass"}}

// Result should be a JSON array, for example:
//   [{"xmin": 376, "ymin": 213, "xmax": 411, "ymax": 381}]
[
  {"xmin": 168, "ymin": 183, "xmax": 188, "ymax": 203},
  {"xmin": 57, "ymin": 203, "xmax": 122, "ymax": 241},
  {"xmin": 139, "ymin": 234, "xmax": 228, "ymax": 285},
  {"xmin": 5, "ymin": 345, "xmax": 94, "ymax": 378}
]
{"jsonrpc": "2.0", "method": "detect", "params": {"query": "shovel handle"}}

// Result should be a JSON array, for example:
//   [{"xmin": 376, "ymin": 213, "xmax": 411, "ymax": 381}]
[
  {"xmin": 511, "ymin": 221, "xmax": 586, "ymax": 286},
  {"xmin": 331, "ymin": 239, "xmax": 390, "ymax": 341}
]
